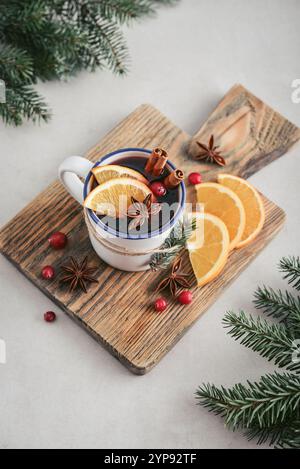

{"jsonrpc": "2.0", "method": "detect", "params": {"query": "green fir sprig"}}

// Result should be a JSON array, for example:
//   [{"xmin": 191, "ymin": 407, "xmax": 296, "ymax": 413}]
[
  {"xmin": 279, "ymin": 256, "xmax": 300, "ymax": 291},
  {"xmin": 1, "ymin": 84, "xmax": 51, "ymax": 126},
  {"xmin": 0, "ymin": 0, "xmax": 179, "ymax": 126},
  {"xmin": 197, "ymin": 372, "xmax": 300, "ymax": 432},
  {"xmin": 254, "ymin": 285, "xmax": 300, "ymax": 335},
  {"xmin": 196, "ymin": 256, "xmax": 300, "ymax": 448},
  {"xmin": 150, "ymin": 216, "xmax": 196, "ymax": 271},
  {"xmin": 223, "ymin": 311, "xmax": 300, "ymax": 374}
]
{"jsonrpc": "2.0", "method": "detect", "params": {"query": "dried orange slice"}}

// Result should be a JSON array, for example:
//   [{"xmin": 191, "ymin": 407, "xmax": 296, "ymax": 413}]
[
  {"xmin": 195, "ymin": 182, "xmax": 245, "ymax": 250},
  {"xmin": 217, "ymin": 174, "xmax": 265, "ymax": 248},
  {"xmin": 84, "ymin": 177, "xmax": 152, "ymax": 217},
  {"xmin": 187, "ymin": 212, "xmax": 230, "ymax": 287},
  {"xmin": 92, "ymin": 164, "xmax": 148, "ymax": 186}
]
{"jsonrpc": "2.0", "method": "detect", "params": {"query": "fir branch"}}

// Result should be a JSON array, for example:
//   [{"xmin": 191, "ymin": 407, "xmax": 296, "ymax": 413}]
[
  {"xmin": 279, "ymin": 256, "xmax": 300, "ymax": 291},
  {"xmin": 196, "ymin": 372, "xmax": 300, "ymax": 433},
  {"xmin": 0, "ymin": 43, "xmax": 34, "ymax": 84},
  {"xmin": 31, "ymin": 25, "xmax": 90, "ymax": 80},
  {"xmin": 276, "ymin": 420, "xmax": 300, "ymax": 449},
  {"xmin": 0, "ymin": 0, "xmax": 178, "ymax": 126},
  {"xmin": 254, "ymin": 286, "xmax": 300, "ymax": 321},
  {"xmin": 150, "ymin": 216, "xmax": 196, "ymax": 271},
  {"xmin": 197, "ymin": 255, "xmax": 300, "ymax": 448},
  {"xmin": 0, "ymin": 84, "xmax": 51, "ymax": 126},
  {"xmin": 246, "ymin": 419, "xmax": 300, "ymax": 448},
  {"xmin": 98, "ymin": 0, "xmax": 179, "ymax": 25},
  {"xmin": 0, "ymin": 0, "xmax": 49, "ymax": 36},
  {"xmin": 254, "ymin": 285, "xmax": 300, "ymax": 334},
  {"xmin": 52, "ymin": 0, "xmax": 179, "ymax": 23},
  {"xmin": 84, "ymin": 18, "xmax": 129, "ymax": 74},
  {"xmin": 98, "ymin": 0, "xmax": 154, "ymax": 24},
  {"xmin": 56, "ymin": 1, "xmax": 129, "ymax": 74},
  {"xmin": 223, "ymin": 311, "xmax": 300, "ymax": 374}
]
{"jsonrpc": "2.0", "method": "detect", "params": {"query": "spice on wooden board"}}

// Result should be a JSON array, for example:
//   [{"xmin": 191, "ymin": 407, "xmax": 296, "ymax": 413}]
[
  {"xmin": 194, "ymin": 135, "xmax": 226, "ymax": 167},
  {"xmin": 60, "ymin": 257, "xmax": 99, "ymax": 293},
  {"xmin": 155, "ymin": 257, "xmax": 191, "ymax": 297}
]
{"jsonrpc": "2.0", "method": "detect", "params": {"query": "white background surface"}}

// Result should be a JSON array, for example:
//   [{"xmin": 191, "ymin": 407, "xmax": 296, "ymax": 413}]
[{"xmin": 0, "ymin": 0, "xmax": 300, "ymax": 449}]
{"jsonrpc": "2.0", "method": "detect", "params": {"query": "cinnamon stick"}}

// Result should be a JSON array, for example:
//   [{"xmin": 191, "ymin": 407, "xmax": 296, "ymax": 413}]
[
  {"xmin": 152, "ymin": 149, "xmax": 168, "ymax": 176},
  {"xmin": 145, "ymin": 148, "xmax": 163, "ymax": 173},
  {"xmin": 164, "ymin": 169, "xmax": 184, "ymax": 189}
]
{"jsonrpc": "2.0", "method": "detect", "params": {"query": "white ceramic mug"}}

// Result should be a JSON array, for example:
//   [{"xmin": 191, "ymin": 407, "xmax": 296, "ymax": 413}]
[{"xmin": 59, "ymin": 148, "xmax": 186, "ymax": 271}]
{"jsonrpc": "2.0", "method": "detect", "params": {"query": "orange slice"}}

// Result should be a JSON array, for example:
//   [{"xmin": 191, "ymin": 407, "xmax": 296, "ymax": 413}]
[
  {"xmin": 84, "ymin": 177, "xmax": 152, "ymax": 217},
  {"xmin": 187, "ymin": 212, "xmax": 230, "ymax": 287},
  {"xmin": 92, "ymin": 164, "xmax": 148, "ymax": 186},
  {"xmin": 195, "ymin": 182, "xmax": 245, "ymax": 250},
  {"xmin": 217, "ymin": 174, "xmax": 265, "ymax": 248}
]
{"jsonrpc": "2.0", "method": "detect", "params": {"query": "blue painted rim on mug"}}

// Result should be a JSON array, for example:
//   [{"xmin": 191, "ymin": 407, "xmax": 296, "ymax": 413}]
[{"xmin": 83, "ymin": 148, "xmax": 186, "ymax": 240}]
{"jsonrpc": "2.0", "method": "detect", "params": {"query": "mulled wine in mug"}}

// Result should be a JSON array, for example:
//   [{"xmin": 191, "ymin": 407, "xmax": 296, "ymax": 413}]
[{"xmin": 59, "ymin": 148, "xmax": 186, "ymax": 271}]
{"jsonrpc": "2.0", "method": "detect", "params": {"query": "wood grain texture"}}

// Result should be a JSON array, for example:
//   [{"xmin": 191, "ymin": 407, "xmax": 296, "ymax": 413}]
[
  {"xmin": 0, "ymin": 84, "xmax": 295, "ymax": 374},
  {"xmin": 189, "ymin": 84, "xmax": 300, "ymax": 179}
]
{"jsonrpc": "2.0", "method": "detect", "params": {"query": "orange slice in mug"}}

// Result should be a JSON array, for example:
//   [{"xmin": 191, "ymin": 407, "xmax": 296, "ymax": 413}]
[
  {"xmin": 92, "ymin": 164, "xmax": 148, "ymax": 186},
  {"xmin": 84, "ymin": 177, "xmax": 153, "ymax": 217}
]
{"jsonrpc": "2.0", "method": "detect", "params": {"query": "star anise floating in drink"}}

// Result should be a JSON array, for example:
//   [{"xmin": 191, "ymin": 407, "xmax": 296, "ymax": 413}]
[
  {"xmin": 155, "ymin": 257, "xmax": 191, "ymax": 297},
  {"xmin": 127, "ymin": 193, "xmax": 161, "ymax": 231},
  {"xmin": 60, "ymin": 256, "xmax": 98, "ymax": 293},
  {"xmin": 195, "ymin": 135, "xmax": 226, "ymax": 167}
]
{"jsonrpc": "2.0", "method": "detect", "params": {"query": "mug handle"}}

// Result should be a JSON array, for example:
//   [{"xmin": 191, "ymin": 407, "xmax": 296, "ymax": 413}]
[{"xmin": 58, "ymin": 156, "xmax": 94, "ymax": 205}]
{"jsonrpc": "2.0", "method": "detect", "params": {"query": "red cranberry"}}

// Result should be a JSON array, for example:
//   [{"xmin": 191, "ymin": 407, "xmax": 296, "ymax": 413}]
[
  {"xmin": 154, "ymin": 297, "xmax": 168, "ymax": 313},
  {"xmin": 150, "ymin": 181, "xmax": 167, "ymax": 197},
  {"xmin": 41, "ymin": 265, "xmax": 55, "ymax": 280},
  {"xmin": 44, "ymin": 311, "xmax": 56, "ymax": 322},
  {"xmin": 178, "ymin": 290, "xmax": 193, "ymax": 305},
  {"xmin": 188, "ymin": 172, "xmax": 202, "ymax": 185},
  {"xmin": 48, "ymin": 232, "xmax": 67, "ymax": 249}
]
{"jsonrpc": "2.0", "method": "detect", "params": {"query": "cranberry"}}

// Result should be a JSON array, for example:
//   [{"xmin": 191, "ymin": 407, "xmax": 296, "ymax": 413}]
[
  {"xmin": 41, "ymin": 265, "xmax": 55, "ymax": 280},
  {"xmin": 178, "ymin": 290, "xmax": 193, "ymax": 305},
  {"xmin": 48, "ymin": 232, "xmax": 67, "ymax": 249},
  {"xmin": 150, "ymin": 181, "xmax": 167, "ymax": 197},
  {"xmin": 154, "ymin": 297, "xmax": 168, "ymax": 313},
  {"xmin": 188, "ymin": 172, "xmax": 202, "ymax": 185},
  {"xmin": 44, "ymin": 311, "xmax": 56, "ymax": 322}
]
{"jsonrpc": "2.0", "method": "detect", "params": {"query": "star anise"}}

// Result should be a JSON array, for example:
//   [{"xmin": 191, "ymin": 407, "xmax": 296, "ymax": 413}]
[
  {"xmin": 155, "ymin": 257, "xmax": 191, "ymax": 297},
  {"xmin": 195, "ymin": 134, "xmax": 226, "ymax": 166},
  {"xmin": 127, "ymin": 193, "xmax": 161, "ymax": 231},
  {"xmin": 60, "ymin": 257, "xmax": 99, "ymax": 293}
]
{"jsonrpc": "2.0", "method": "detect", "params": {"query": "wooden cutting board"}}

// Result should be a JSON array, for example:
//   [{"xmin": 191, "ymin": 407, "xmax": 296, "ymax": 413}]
[{"xmin": 1, "ymin": 84, "xmax": 299, "ymax": 374}]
